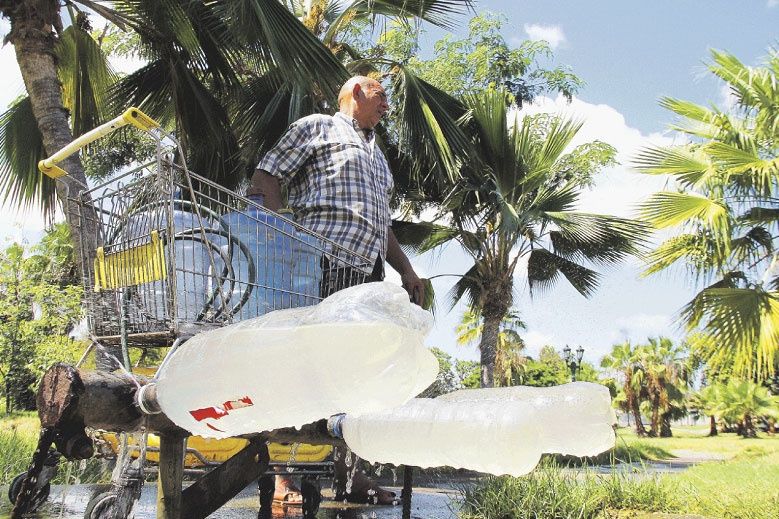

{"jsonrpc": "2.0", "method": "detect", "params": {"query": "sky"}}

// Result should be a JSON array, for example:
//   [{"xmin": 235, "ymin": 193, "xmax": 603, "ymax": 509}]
[{"xmin": 1, "ymin": 2, "xmax": 778, "ymax": 365}]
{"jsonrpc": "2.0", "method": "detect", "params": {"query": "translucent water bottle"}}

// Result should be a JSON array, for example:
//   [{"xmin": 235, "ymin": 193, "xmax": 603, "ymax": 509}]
[
  {"xmin": 219, "ymin": 195, "xmax": 295, "ymax": 320},
  {"xmin": 439, "ymin": 382, "xmax": 617, "ymax": 457},
  {"xmin": 338, "ymin": 398, "xmax": 544, "ymax": 477},
  {"xmin": 154, "ymin": 282, "xmax": 438, "ymax": 439}
]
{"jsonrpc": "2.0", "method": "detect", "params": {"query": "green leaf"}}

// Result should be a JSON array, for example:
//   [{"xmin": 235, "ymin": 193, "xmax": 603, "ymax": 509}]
[
  {"xmin": 639, "ymin": 192, "xmax": 729, "ymax": 232},
  {"xmin": 527, "ymin": 247, "xmax": 599, "ymax": 297},
  {"xmin": 0, "ymin": 97, "xmax": 53, "ymax": 218}
]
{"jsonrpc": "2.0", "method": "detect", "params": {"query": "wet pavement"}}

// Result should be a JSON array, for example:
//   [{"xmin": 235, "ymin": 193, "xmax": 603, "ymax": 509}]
[{"xmin": 0, "ymin": 482, "xmax": 463, "ymax": 519}]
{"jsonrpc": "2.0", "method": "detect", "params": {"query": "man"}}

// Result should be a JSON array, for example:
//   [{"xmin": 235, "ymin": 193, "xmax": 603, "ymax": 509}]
[{"xmin": 249, "ymin": 76, "xmax": 425, "ymax": 505}]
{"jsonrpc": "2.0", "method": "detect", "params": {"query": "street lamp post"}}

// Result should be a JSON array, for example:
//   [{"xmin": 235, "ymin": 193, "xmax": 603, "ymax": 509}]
[{"xmin": 562, "ymin": 345, "xmax": 585, "ymax": 381}]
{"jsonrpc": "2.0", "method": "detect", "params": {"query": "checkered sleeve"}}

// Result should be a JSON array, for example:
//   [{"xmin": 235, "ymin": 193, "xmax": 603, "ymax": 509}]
[{"xmin": 256, "ymin": 118, "xmax": 318, "ymax": 185}]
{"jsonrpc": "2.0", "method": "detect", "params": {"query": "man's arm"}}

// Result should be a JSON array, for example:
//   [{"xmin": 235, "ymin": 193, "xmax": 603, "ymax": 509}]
[
  {"xmin": 247, "ymin": 169, "xmax": 283, "ymax": 211},
  {"xmin": 386, "ymin": 228, "xmax": 425, "ymax": 306}
]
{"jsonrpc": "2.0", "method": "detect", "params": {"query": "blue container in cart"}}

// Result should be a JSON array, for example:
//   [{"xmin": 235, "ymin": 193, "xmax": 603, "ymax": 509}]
[
  {"xmin": 220, "ymin": 195, "xmax": 295, "ymax": 319},
  {"xmin": 291, "ymin": 231, "xmax": 323, "ymax": 307}
]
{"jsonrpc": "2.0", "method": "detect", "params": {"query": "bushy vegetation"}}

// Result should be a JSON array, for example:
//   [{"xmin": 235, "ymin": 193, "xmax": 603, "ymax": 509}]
[{"xmin": 459, "ymin": 461, "xmax": 681, "ymax": 519}]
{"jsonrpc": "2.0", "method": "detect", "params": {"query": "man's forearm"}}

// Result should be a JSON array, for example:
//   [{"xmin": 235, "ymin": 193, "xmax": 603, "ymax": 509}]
[
  {"xmin": 386, "ymin": 228, "xmax": 413, "ymax": 276},
  {"xmin": 248, "ymin": 169, "xmax": 283, "ymax": 211}
]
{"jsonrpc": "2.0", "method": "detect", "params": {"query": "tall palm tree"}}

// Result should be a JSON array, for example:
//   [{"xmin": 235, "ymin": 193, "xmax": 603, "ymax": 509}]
[
  {"xmin": 634, "ymin": 337, "xmax": 689, "ymax": 437},
  {"xmin": 396, "ymin": 89, "xmax": 646, "ymax": 387},
  {"xmin": 601, "ymin": 341, "xmax": 648, "ymax": 436},
  {"xmin": 455, "ymin": 306, "xmax": 527, "ymax": 386},
  {"xmin": 635, "ymin": 48, "xmax": 779, "ymax": 379}
]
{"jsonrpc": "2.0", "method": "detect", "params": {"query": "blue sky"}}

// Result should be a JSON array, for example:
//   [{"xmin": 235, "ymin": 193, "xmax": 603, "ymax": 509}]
[
  {"xmin": 394, "ymin": 0, "xmax": 779, "ymax": 363},
  {"xmin": 1, "ymin": 2, "xmax": 777, "ymax": 365}
]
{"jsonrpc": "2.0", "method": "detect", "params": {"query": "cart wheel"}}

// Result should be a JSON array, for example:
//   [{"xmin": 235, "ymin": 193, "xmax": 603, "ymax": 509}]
[
  {"xmin": 301, "ymin": 477, "xmax": 321, "ymax": 518},
  {"xmin": 83, "ymin": 491, "xmax": 117, "ymax": 519},
  {"xmin": 7, "ymin": 471, "xmax": 51, "ymax": 511}
]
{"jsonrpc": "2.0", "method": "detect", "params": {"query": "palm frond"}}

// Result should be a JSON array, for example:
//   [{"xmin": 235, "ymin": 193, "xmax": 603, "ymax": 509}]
[
  {"xmin": 110, "ymin": 57, "xmax": 242, "ymax": 186},
  {"xmin": 547, "ymin": 212, "xmax": 647, "ymax": 266},
  {"xmin": 214, "ymin": 0, "xmax": 348, "ymax": 101},
  {"xmin": 681, "ymin": 287, "xmax": 779, "ymax": 378},
  {"xmin": 632, "ymin": 145, "xmax": 718, "ymax": 188},
  {"xmin": 391, "ymin": 68, "xmax": 473, "ymax": 193},
  {"xmin": 391, "ymin": 219, "xmax": 461, "ymax": 254},
  {"xmin": 0, "ymin": 97, "xmax": 53, "ymax": 218},
  {"xmin": 643, "ymin": 233, "xmax": 720, "ymax": 277},
  {"xmin": 527, "ymin": 247, "xmax": 599, "ymax": 297},
  {"xmin": 56, "ymin": 25, "xmax": 117, "ymax": 137},
  {"xmin": 638, "ymin": 192, "xmax": 730, "ymax": 233},
  {"xmin": 445, "ymin": 263, "xmax": 481, "ymax": 311}
]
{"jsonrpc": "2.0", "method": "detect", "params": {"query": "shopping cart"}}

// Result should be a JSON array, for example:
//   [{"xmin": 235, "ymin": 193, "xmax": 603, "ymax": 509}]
[{"xmin": 24, "ymin": 107, "xmax": 374, "ymax": 518}]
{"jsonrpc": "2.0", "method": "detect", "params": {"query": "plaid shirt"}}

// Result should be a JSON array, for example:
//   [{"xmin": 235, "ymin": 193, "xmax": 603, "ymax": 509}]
[{"xmin": 257, "ymin": 112, "xmax": 393, "ymax": 269}]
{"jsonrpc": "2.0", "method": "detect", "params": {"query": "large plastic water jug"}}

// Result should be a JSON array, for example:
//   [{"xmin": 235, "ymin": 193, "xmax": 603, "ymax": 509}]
[
  {"xmin": 339, "ymin": 398, "xmax": 544, "ymax": 477},
  {"xmin": 154, "ymin": 282, "xmax": 438, "ymax": 438},
  {"xmin": 119, "ymin": 200, "xmax": 225, "ymax": 325},
  {"xmin": 290, "ymin": 231, "xmax": 323, "ymax": 308},
  {"xmin": 439, "ymin": 382, "xmax": 617, "ymax": 457},
  {"xmin": 219, "ymin": 196, "xmax": 295, "ymax": 319}
]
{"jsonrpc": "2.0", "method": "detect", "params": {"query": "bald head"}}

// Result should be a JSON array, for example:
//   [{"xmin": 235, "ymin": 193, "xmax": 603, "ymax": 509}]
[{"xmin": 338, "ymin": 76, "xmax": 388, "ymax": 130}]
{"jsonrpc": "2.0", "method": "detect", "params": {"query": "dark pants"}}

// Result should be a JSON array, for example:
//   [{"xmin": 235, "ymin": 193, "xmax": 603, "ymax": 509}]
[{"xmin": 321, "ymin": 257, "xmax": 384, "ymax": 297}]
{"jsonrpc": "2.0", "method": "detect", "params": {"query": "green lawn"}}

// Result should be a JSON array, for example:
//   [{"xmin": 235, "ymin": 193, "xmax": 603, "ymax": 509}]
[{"xmin": 615, "ymin": 425, "xmax": 779, "ymax": 459}]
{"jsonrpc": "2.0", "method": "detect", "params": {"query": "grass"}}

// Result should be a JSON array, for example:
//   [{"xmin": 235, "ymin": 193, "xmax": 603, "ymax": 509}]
[
  {"xmin": 459, "ymin": 460, "xmax": 682, "ymax": 519},
  {"xmin": 671, "ymin": 450, "xmax": 779, "ymax": 519},
  {"xmin": 0, "ymin": 411, "xmax": 110, "ymax": 485},
  {"xmin": 460, "ymin": 426, "xmax": 779, "ymax": 519}
]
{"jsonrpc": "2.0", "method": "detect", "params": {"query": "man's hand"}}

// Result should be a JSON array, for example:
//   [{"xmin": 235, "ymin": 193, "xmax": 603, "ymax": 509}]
[{"xmin": 401, "ymin": 270, "xmax": 425, "ymax": 307}]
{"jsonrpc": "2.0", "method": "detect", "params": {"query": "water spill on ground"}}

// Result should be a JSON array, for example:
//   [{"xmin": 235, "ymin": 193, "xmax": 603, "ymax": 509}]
[{"xmin": 0, "ymin": 483, "xmax": 460, "ymax": 519}]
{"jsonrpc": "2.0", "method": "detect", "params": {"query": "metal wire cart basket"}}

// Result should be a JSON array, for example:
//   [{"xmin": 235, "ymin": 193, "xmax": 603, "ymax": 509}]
[{"xmin": 49, "ymin": 108, "xmax": 372, "ymax": 348}]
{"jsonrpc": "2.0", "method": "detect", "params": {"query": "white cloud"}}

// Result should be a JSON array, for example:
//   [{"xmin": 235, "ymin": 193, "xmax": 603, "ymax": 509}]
[
  {"xmin": 515, "ymin": 94, "xmax": 681, "ymax": 218},
  {"xmin": 719, "ymin": 82, "xmax": 739, "ymax": 111},
  {"xmin": 523, "ymin": 330, "xmax": 558, "ymax": 358},
  {"xmin": 768, "ymin": 0, "xmax": 779, "ymax": 7},
  {"xmin": 523, "ymin": 24, "xmax": 567, "ymax": 50}
]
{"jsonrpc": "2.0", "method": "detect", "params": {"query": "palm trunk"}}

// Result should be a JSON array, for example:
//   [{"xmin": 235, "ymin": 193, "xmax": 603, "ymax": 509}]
[
  {"xmin": 627, "ymin": 386, "xmax": 648, "ymax": 436},
  {"xmin": 478, "ymin": 314, "xmax": 501, "ymax": 388},
  {"xmin": 649, "ymin": 394, "xmax": 660, "ymax": 437},
  {"xmin": 742, "ymin": 414, "xmax": 757, "ymax": 438},
  {"xmin": 6, "ymin": 0, "xmax": 98, "ymax": 270},
  {"xmin": 708, "ymin": 415, "xmax": 718, "ymax": 436},
  {"xmin": 659, "ymin": 412, "xmax": 672, "ymax": 437}
]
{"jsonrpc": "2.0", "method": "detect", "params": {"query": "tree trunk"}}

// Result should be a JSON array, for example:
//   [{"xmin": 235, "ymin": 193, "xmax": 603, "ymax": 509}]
[
  {"xmin": 708, "ymin": 415, "xmax": 718, "ymax": 436},
  {"xmin": 649, "ymin": 393, "xmax": 660, "ymax": 437},
  {"xmin": 627, "ymin": 389, "xmax": 648, "ymax": 437},
  {"xmin": 742, "ymin": 414, "xmax": 757, "ymax": 438},
  {"xmin": 6, "ymin": 0, "xmax": 98, "ymax": 270},
  {"xmin": 478, "ymin": 314, "xmax": 501, "ymax": 388},
  {"xmin": 659, "ymin": 412, "xmax": 672, "ymax": 438}
]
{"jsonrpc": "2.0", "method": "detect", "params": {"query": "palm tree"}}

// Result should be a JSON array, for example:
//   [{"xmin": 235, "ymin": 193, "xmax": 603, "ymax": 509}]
[
  {"xmin": 690, "ymin": 384, "xmax": 721, "ymax": 436},
  {"xmin": 455, "ymin": 306, "xmax": 527, "ymax": 386},
  {"xmin": 601, "ymin": 341, "xmax": 648, "ymax": 436},
  {"xmin": 714, "ymin": 379, "xmax": 779, "ymax": 438},
  {"xmin": 396, "ymin": 89, "xmax": 646, "ymax": 387},
  {"xmin": 634, "ymin": 337, "xmax": 689, "ymax": 437},
  {"xmin": 635, "ymin": 48, "xmax": 779, "ymax": 379}
]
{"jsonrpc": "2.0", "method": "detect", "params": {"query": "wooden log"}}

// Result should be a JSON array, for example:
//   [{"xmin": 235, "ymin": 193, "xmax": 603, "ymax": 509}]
[
  {"xmin": 157, "ymin": 433, "xmax": 186, "ymax": 519},
  {"xmin": 37, "ymin": 363, "xmax": 182, "ymax": 435},
  {"xmin": 181, "ymin": 439, "xmax": 269, "ymax": 519}
]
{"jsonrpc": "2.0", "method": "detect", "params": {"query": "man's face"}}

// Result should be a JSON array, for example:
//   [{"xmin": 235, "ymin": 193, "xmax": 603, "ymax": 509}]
[{"xmin": 355, "ymin": 81, "xmax": 389, "ymax": 129}]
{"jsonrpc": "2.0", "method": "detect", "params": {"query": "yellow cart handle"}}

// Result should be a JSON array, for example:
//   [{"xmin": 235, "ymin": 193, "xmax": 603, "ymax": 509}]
[{"xmin": 39, "ymin": 107, "xmax": 161, "ymax": 179}]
